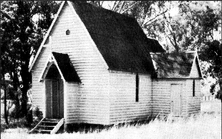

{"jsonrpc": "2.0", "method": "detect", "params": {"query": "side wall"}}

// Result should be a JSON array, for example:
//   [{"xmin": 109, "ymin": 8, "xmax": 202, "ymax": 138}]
[
  {"xmin": 152, "ymin": 79, "xmax": 201, "ymax": 117},
  {"xmin": 186, "ymin": 79, "xmax": 201, "ymax": 115},
  {"xmin": 31, "ymin": 3, "xmax": 110, "ymax": 125},
  {"xmin": 152, "ymin": 79, "xmax": 187, "ymax": 117},
  {"xmin": 109, "ymin": 71, "xmax": 152, "ymax": 124}
]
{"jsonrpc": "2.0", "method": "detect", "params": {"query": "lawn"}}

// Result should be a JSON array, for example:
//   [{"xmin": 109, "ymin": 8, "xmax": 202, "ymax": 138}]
[{"xmin": 1, "ymin": 100, "xmax": 221, "ymax": 139}]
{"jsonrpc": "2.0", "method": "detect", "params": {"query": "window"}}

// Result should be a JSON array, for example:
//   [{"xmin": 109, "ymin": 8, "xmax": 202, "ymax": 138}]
[
  {"xmin": 193, "ymin": 80, "xmax": 195, "ymax": 97},
  {"xmin": 136, "ymin": 73, "xmax": 139, "ymax": 102},
  {"xmin": 66, "ymin": 29, "xmax": 70, "ymax": 35}
]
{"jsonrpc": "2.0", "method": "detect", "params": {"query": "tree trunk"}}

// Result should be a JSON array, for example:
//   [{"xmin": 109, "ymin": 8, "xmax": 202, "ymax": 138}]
[
  {"xmin": 12, "ymin": 71, "xmax": 20, "ymax": 119},
  {"xmin": 20, "ymin": 61, "xmax": 31, "ymax": 124},
  {"xmin": 2, "ymin": 76, "xmax": 9, "ymax": 125},
  {"xmin": 218, "ymin": 78, "xmax": 222, "ymax": 102},
  {"xmin": 0, "ymin": 0, "xmax": 8, "ymax": 125}
]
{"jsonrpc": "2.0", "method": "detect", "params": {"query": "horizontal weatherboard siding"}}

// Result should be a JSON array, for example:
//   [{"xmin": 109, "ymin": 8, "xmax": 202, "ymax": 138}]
[
  {"xmin": 31, "ymin": 3, "xmax": 110, "ymax": 125},
  {"xmin": 152, "ymin": 78, "xmax": 201, "ymax": 117},
  {"xmin": 109, "ymin": 72, "xmax": 152, "ymax": 124}
]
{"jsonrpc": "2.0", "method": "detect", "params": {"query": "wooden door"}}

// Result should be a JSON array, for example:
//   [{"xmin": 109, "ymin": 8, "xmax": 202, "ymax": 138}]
[
  {"xmin": 170, "ymin": 84, "xmax": 182, "ymax": 116},
  {"xmin": 45, "ymin": 79, "xmax": 64, "ymax": 118},
  {"xmin": 45, "ymin": 79, "xmax": 52, "ymax": 118},
  {"xmin": 52, "ymin": 79, "xmax": 64, "ymax": 118}
]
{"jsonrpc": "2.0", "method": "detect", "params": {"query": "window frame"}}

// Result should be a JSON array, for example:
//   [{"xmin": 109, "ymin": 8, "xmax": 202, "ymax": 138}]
[
  {"xmin": 136, "ymin": 73, "xmax": 139, "ymax": 102},
  {"xmin": 193, "ymin": 79, "xmax": 195, "ymax": 97}
]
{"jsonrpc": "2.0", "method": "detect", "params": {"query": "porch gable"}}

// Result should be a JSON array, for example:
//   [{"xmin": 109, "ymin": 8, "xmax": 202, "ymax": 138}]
[{"xmin": 39, "ymin": 52, "xmax": 80, "ymax": 82}]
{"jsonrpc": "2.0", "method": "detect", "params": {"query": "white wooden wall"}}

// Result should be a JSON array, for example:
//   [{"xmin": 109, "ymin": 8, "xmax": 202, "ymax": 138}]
[
  {"xmin": 186, "ymin": 79, "xmax": 201, "ymax": 115},
  {"xmin": 64, "ymin": 82, "xmax": 79, "ymax": 124},
  {"xmin": 32, "ymin": 3, "xmax": 110, "ymax": 125},
  {"xmin": 152, "ymin": 80, "xmax": 185, "ymax": 117},
  {"xmin": 32, "ymin": 47, "xmax": 50, "ymax": 117},
  {"xmin": 189, "ymin": 58, "xmax": 200, "ymax": 78},
  {"xmin": 109, "ymin": 71, "xmax": 152, "ymax": 124},
  {"xmin": 152, "ymin": 79, "xmax": 201, "ymax": 117}
]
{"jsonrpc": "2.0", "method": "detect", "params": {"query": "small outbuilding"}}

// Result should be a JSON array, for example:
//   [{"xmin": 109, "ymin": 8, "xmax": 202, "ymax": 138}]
[{"xmin": 151, "ymin": 51, "xmax": 202, "ymax": 117}]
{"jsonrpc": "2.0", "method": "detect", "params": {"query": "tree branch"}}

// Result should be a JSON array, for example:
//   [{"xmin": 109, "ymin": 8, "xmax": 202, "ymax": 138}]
[
  {"xmin": 112, "ymin": 1, "xmax": 120, "ymax": 11},
  {"xmin": 117, "ymin": 1, "xmax": 126, "ymax": 13},
  {"xmin": 143, "ymin": 9, "xmax": 168, "ymax": 27},
  {"xmin": 120, "ymin": 1, "xmax": 138, "ymax": 14},
  {"xmin": 165, "ymin": 19, "xmax": 180, "ymax": 52},
  {"xmin": 0, "ymin": 10, "xmax": 13, "ymax": 20},
  {"xmin": 99, "ymin": 1, "xmax": 104, "ymax": 7}
]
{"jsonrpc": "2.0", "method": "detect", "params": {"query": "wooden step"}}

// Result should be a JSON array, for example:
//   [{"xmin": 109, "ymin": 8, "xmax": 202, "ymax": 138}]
[
  {"xmin": 36, "ymin": 125, "xmax": 55, "ymax": 130},
  {"xmin": 44, "ymin": 118, "xmax": 60, "ymax": 121},
  {"xmin": 42, "ymin": 120, "xmax": 59, "ymax": 123},
  {"xmin": 38, "ymin": 125, "xmax": 55, "ymax": 128},
  {"xmin": 29, "ymin": 118, "xmax": 64, "ymax": 134},
  {"xmin": 37, "ymin": 129, "xmax": 51, "ymax": 134}
]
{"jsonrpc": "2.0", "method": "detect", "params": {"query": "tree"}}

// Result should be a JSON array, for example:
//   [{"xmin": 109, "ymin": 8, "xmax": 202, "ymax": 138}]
[
  {"xmin": 199, "ymin": 40, "xmax": 222, "ymax": 99},
  {"xmin": 1, "ymin": 1, "xmax": 60, "ymax": 123}
]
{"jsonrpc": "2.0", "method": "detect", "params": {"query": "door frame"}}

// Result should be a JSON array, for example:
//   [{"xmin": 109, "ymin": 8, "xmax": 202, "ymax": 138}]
[
  {"xmin": 45, "ymin": 78, "xmax": 64, "ymax": 119},
  {"xmin": 44, "ymin": 63, "xmax": 64, "ymax": 119},
  {"xmin": 170, "ymin": 83, "xmax": 182, "ymax": 116}
]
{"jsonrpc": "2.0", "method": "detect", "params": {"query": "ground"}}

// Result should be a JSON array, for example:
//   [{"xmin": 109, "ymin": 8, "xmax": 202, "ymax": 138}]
[{"xmin": 1, "ymin": 100, "xmax": 221, "ymax": 139}]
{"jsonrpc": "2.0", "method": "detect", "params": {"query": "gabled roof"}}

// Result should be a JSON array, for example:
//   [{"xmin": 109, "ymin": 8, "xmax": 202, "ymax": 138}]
[
  {"xmin": 70, "ymin": 1, "xmax": 165, "ymax": 73},
  {"xmin": 52, "ymin": 52, "xmax": 80, "ymax": 82},
  {"xmin": 147, "ymin": 38, "xmax": 165, "ymax": 53},
  {"xmin": 29, "ymin": 1, "xmax": 165, "ymax": 74},
  {"xmin": 151, "ymin": 51, "xmax": 202, "ymax": 78}
]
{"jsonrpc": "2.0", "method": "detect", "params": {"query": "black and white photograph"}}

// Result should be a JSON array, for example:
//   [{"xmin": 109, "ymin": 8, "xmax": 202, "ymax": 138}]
[{"xmin": 0, "ymin": 1, "xmax": 221, "ymax": 139}]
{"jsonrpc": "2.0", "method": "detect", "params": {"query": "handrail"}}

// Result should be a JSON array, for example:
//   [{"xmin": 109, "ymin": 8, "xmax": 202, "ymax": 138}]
[
  {"xmin": 28, "ymin": 117, "xmax": 45, "ymax": 134},
  {"xmin": 50, "ymin": 118, "xmax": 64, "ymax": 134}
]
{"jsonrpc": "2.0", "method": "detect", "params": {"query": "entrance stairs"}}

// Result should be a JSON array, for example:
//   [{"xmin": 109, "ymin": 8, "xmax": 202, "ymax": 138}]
[{"xmin": 29, "ymin": 118, "xmax": 64, "ymax": 134}]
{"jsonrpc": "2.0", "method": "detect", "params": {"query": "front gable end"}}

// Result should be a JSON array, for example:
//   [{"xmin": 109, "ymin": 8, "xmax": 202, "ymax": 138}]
[
  {"xmin": 189, "ymin": 57, "xmax": 202, "ymax": 78},
  {"xmin": 29, "ymin": 1, "xmax": 65, "ymax": 72},
  {"xmin": 29, "ymin": 1, "xmax": 108, "ymax": 72}
]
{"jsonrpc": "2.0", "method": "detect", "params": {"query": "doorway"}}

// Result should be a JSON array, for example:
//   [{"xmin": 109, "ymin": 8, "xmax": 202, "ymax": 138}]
[
  {"xmin": 170, "ymin": 84, "xmax": 182, "ymax": 116},
  {"xmin": 45, "ymin": 64, "xmax": 64, "ymax": 118}
]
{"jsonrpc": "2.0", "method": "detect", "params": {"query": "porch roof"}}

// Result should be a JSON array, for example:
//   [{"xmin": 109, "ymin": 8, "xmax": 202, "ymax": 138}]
[{"xmin": 52, "ymin": 52, "xmax": 81, "ymax": 82}]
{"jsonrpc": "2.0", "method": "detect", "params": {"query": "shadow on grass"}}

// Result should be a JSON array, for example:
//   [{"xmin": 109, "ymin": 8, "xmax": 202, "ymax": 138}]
[
  {"xmin": 65, "ymin": 117, "xmax": 155, "ymax": 134},
  {"xmin": 1, "ymin": 118, "xmax": 27, "ymax": 132},
  {"xmin": 0, "ymin": 117, "xmax": 41, "ymax": 133}
]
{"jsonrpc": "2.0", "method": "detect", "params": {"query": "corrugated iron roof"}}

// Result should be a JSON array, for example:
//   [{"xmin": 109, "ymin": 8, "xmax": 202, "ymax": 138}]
[
  {"xmin": 152, "ymin": 52, "xmax": 196, "ymax": 78},
  {"xmin": 52, "ymin": 52, "xmax": 81, "ymax": 82},
  {"xmin": 71, "ymin": 1, "xmax": 165, "ymax": 73}
]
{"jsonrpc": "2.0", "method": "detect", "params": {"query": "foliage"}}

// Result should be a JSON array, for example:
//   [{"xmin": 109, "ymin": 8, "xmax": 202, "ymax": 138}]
[
  {"xmin": 199, "ymin": 40, "xmax": 222, "ymax": 99},
  {"xmin": 1, "ymin": 1, "xmax": 61, "ymax": 122},
  {"xmin": 1, "ymin": 118, "xmax": 28, "ymax": 133}
]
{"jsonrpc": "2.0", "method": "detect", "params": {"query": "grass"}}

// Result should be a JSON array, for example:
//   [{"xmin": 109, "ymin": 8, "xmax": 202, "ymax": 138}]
[{"xmin": 1, "ymin": 100, "xmax": 221, "ymax": 139}]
